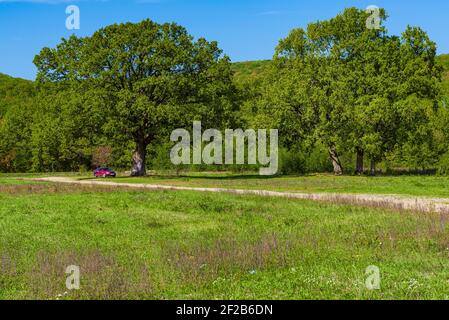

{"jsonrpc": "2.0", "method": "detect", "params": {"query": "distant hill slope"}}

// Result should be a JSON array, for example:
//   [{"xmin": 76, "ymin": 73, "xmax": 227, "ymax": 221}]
[
  {"xmin": 437, "ymin": 54, "xmax": 449, "ymax": 70},
  {"xmin": 0, "ymin": 73, "xmax": 35, "ymax": 116},
  {"xmin": 231, "ymin": 60, "xmax": 271, "ymax": 84},
  {"xmin": 436, "ymin": 54, "xmax": 449, "ymax": 96}
]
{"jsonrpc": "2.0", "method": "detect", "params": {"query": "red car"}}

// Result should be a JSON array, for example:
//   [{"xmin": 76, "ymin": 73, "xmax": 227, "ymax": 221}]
[{"xmin": 94, "ymin": 167, "xmax": 117, "ymax": 178}]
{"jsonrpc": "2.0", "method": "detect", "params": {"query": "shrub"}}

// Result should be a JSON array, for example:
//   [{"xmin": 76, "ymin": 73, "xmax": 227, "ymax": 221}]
[
  {"xmin": 437, "ymin": 151, "xmax": 449, "ymax": 175},
  {"xmin": 278, "ymin": 148, "xmax": 306, "ymax": 175}
]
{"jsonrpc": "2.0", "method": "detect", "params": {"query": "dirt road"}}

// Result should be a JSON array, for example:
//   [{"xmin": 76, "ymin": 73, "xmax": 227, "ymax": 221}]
[{"xmin": 31, "ymin": 176, "xmax": 449, "ymax": 214}]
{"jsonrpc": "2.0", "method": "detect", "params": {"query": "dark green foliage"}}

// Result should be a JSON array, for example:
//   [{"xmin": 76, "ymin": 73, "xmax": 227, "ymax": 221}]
[
  {"xmin": 437, "ymin": 54, "xmax": 449, "ymax": 97},
  {"xmin": 437, "ymin": 151, "xmax": 449, "ymax": 175}
]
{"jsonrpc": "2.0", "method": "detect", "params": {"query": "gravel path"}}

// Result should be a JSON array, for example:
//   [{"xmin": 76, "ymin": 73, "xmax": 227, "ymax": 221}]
[{"xmin": 31, "ymin": 176, "xmax": 449, "ymax": 214}]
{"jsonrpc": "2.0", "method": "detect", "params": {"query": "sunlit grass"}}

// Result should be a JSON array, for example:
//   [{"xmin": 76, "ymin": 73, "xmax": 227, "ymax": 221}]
[{"xmin": 1, "ymin": 182, "xmax": 449, "ymax": 299}]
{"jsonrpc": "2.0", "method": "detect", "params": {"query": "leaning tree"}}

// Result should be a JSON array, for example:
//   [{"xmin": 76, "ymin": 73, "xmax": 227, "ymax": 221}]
[{"xmin": 34, "ymin": 19, "xmax": 236, "ymax": 176}]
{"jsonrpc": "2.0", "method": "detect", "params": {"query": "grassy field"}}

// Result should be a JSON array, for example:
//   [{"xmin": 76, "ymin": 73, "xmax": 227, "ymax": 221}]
[
  {"xmin": 1, "ymin": 176, "xmax": 449, "ymax": 299},
  {"xmin": 85, "ymin": 173, "xmax": 449, "ymax": 198}
]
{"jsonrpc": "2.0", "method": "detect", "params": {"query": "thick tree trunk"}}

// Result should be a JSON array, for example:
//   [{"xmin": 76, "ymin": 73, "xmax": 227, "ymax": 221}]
[
  {"xmin": 370, "ymin": 159, "xmax": 376, "ymax": 176},
  {"xmin": 131, "ymin": 139, "xmax": 147, "ymax": 177},
  {"xmin": 355, "ymin": 148, "xmax": 364, "ymax": 175},
  {"xmin": 328, "ymin": 146, "xmax": 343, "ymax": 176}
]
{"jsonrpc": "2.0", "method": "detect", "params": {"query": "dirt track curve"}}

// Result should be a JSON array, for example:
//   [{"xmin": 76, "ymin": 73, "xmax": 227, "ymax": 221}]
[{"xmin": 30, "ymin": 176, "xmax": 449, "ymax": 214}]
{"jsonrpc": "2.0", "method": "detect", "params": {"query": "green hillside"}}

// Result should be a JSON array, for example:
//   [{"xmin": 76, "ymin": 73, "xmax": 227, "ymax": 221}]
[
  {"xmin": 231, "ymin": 60, "xmax": 271, "ymax": 84},
  {"xmin": 436, "ymin": 54, "xmax": 449, "ymax": 96},
  {"xmin": 0, "ymin": 73, "xmax": 35, "ymax": 116},
  {"xmin": 437, "ymin": 54, "xmax": 449, "ymax": 70}
]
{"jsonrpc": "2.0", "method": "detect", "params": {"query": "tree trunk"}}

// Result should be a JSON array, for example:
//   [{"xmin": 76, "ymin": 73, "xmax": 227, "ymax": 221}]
[
  {"xmin": 355, "ymin": 148, "xmax": 364, "ymax": 175},
  {"xmin": 370, "ymin": 159, "xmax": 376, "ymax": 176},
  {"xmin": 131, "ymin": 139, "xmax": 147, "ymax": 177},
  {"xmin": 328, "ymin": 146, "xmax": 343, "ymax": 175}
]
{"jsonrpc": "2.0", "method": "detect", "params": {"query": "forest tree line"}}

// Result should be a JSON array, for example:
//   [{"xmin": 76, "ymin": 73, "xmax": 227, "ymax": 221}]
[{"xmin": 1, "ymin": 7, "xmax": 449, "ymax": 176}]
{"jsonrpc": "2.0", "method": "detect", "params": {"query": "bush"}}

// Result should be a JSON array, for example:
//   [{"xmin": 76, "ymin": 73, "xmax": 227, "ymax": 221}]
[
  {"xmin": 304, "ymin": 143, "xmax": 333, "ymax": 173},
  {"xmin": 437, "ymin": 151, "xmax": 449, "ymax": 175},
  {"xmin": 278, "ymin": 148, "xmax": 306, "ymax": 175}
]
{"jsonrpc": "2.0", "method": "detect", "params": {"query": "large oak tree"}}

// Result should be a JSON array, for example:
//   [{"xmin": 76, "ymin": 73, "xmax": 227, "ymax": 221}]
[
  {"xmin": 34, "ymin": 20, "xmax": 236, "ymax": 176},
  {"xmin": 254, "ymin": 7, "xmax": 441, "ymax": 175}
]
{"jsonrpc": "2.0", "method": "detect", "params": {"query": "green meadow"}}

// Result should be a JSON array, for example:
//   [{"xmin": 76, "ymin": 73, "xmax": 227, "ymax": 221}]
[{"xmin": 1, "ymin": 175, "xmax": 449, "ymax": 300}]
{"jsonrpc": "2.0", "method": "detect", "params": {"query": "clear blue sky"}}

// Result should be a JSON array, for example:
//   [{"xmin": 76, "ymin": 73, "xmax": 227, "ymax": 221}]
[{"xmin": 1, "ymin": 0, "xmax": 448, "ymax": 80}]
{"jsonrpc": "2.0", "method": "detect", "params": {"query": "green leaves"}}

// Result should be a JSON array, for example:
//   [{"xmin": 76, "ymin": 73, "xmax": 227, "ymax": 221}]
[
  {"xmin": 254, "ymin": 7, "xmax": 442, "ymax": 173},
  {"xmin": 32, "ymin": 19, "xmax": 237, "ymax": 174}
]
